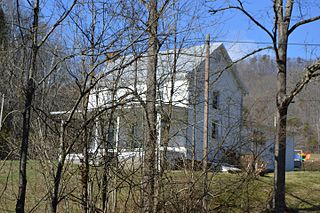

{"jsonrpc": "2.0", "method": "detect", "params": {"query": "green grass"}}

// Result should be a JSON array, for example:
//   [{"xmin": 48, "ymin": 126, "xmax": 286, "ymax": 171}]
[
  {"xmin": 0, "ymin": 160, "xmax": 46, "ymax": 212},
  {"xmin": 1, "ymin": 161, "xmax": 320, "ymax": 212},
  {"xmin": 285, "ymin": 171, "xmax": 320, "ymax": 211},
  {"xmin": 310, "ymin": 153, "xmax": 320, "ymax": 161},
  {"xmin": 0, "ymin": 160, "xmax": 82, "ymax": 212}
]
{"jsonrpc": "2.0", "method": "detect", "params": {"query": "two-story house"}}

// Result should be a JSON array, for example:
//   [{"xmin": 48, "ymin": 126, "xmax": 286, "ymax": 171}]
[{"xmin": 87, "ymin": 43, "xmax": 246, "ymax": 166}]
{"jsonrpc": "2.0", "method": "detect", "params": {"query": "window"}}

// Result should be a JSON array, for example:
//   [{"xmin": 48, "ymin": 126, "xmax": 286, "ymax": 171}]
[
  {"xmin": 212, "ymin": 121, "xmax": 218, "ymax": 139},
  {"xmin": 130, "ymin": 123, "xmax": 140, "ymax": 148},
  {"xmin": 212, "ymin": 91, "xmax": 219, "ymax": 109},
  {"xmin": 227, "ymin": 97, "xmax": 231, "ymax": 128},
  {"xmin": 107, "ymin": 121, "xmax": 115, "ymax": 148},
  {"xmin": 157, "ymin": 88, "xmax": 164, "ymax": 100}
]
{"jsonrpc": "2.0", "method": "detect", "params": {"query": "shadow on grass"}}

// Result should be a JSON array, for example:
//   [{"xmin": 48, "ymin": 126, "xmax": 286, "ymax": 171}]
[
  {"xmin": 287, "ymin": 206, "xmax": 320, "ymax": 212},
  {"xmin": 286, "ymin": 192, "xmax": 320, "ymax": 212},
  {"xmin": 257, "ymin": 174, "xmax": 320, "ymax": 212}
]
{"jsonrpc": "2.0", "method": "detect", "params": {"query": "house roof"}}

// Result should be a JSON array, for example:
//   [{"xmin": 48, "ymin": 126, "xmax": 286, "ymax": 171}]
[
  {"xmin": 156, "ymin": 43, "xmax": 247, "ymax": 94},
  {"xmin": 215, "ymin": 44, "xmax": 248, "ymax": 95},
  {"xmin": 157, "ymin": 42, "xmax": 223, "ymax": 75},
  {"xmin": 99, "ymin": 43, "xmax": 247, "ymax": 94}
]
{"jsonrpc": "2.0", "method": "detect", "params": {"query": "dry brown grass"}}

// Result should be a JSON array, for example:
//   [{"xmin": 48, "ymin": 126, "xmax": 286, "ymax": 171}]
[{"xmin": 1, "ymin": 161, "xmax": 320, "ymax": 212}]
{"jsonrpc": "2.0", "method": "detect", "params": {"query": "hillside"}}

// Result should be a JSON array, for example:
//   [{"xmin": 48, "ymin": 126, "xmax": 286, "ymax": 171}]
[{"xmin": 237, "ymin": 55, "xmax": 320, "ymax": 152}]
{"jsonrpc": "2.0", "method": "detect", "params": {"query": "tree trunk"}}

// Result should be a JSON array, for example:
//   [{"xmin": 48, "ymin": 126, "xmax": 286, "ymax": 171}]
[
  {"xmin": 16, "ymin": 1, "xmax": 39, "ymax": 212},
  {"xmin": 16, "ymin": 79, "xmax": 35, "ymax": 213},
  {"xmin": 51, "ymin": 121, "xmax": 66, "ymax": 213},
  {"xmin": 101, "ymin": 121, "xmax": 109, "ymax": 213},
  {"xmin": 51, "ymin": 159, "xmax": 65, "ymax": 213},
  {"xmin": 273, "ymin": 2, "xmax": 290, "ymax": 209},
  {"xmin": 81, "ymin": 3, "xmax": 96, "ymax": 210},
  {"xmin": 143, "ymin": 0, "xmax": 158, "ymax": 211},
  {"xmin": 191, "ymin": 47, "xmax": 198, "ymax": 176},
  {"xmin": 273, "ymin": 106, "xmax": 287, "ymax": 212},
  {"xmin": 274, "ymin": 36, "xmax": 288, "ymax": 212},
  {"xmin": 102, "ymin": 113, "xmax": 115, "ymax": 213},
  {"xmin": 80, "ymin": 70, "xmax": 92, "ymax": 213}
]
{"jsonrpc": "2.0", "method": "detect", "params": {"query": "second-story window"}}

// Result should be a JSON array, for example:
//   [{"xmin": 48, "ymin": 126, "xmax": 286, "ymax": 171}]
[
  {"xmin": 130, "ymin": 123, "xmax": 140, "ymax": 148},
  {"xmin": 212, "ymin": 91, "xmax": 220, "ymax": 109},
  {"xmin": 107, "ymin": 121, "xmax": 115, "ymax": 148},
  {"xmin": 212, "ymin": 120, "xmax": 218, "ymax": 139}
]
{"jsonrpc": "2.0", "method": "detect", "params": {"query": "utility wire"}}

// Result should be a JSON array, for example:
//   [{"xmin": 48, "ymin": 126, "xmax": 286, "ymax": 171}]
[
  {"xmin": 214, "ymin": 40, "xmax": 320, "ymax": 47},
  {"xmin": 161, "ymin": 38, "xmax": 320, "ymax": 47}
]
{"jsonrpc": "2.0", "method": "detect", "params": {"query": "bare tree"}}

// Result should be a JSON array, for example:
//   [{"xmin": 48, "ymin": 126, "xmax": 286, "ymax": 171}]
[
  {"xmin": 5, "ymin": 0, "xmax": 319, "ymax": 212},
  {"xmin": 143, "ymin": 0, "xmax": 159, "ymax": 211},
  {"xmin": 209, "ymin": 1, "xmax": 320, "ymax": 211},
  {"xmin": 15, "ymin": 1, "xmax": 77, "ymax": 212}
]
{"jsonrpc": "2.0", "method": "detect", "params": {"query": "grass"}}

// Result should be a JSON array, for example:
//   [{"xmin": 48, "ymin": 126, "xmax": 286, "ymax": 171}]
[
  {"xmin": 0, "ymin": 161, "xmax": 41, "ymax": 212},
  {"xmin": 309, "ymin": 153, "xmax": 320, "ymax": 161},
  {"xmin": 1, "ymin": 161, "xmax": 320, "ymax": 212},
  {"xmin": 285, "ymin": 171, "xmax": 320, "ymax": 211},
  {"xmin": 0, "ymin": 160, "xmax": 82, "ymax": 212}
]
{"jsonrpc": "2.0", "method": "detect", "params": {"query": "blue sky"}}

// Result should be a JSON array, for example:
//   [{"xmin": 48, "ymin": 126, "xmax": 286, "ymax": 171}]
[
  {"xmin": 35, "ymin": 0, "xmax": 319, "ymax": 60},
  {"xmin": 201, "ymin": 0, "xmax": 320, "ymax": 60}
]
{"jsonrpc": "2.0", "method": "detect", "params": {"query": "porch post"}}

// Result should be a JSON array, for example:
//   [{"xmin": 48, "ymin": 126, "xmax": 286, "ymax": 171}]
[
  {"xmin": 93, "ymin": 119, "xmax": 99, "ymax": 153},
  {"xmin": 115, "ymin": 116, "xmax": 120, "ymax": 154},
  {"xmin": 156, "ymin": 113, "xmax": 161, "ymax": 172}
]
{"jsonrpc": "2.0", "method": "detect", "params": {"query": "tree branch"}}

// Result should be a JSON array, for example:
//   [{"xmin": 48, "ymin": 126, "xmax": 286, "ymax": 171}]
[
  {"xmin": 38, "ymin": 0, "xmax": 78, "ymax": 48},
  {"xmin": 288, "ymin": 16, "xmax": 320, "ymax": 35},
  {"xmin": 227, "ymin": 46, "xmax": 273, "ymax": 71},
  {"xmin": 211, "ymin": 46, "xmax": 273, "ymax": 85},
  {"xmin": 37, "ymin": 53, "xmax": 78, "ymax": 86},
  {"xmin": 285, "ymin": 60, "xmax": 320, "ymax": 104},
  {"xmin": 209, "ymin": 4, "xmax": 274, "ymax": 40},
  {"xmin": 284, "ymin": 0, "xmax": 294, "ymax": 24},
  {"xmin": 272, "ymin": 0, "xmax": 279, "ymax": 60}
]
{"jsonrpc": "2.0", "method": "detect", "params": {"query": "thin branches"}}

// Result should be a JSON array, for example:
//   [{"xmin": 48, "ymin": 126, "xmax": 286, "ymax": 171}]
[
  {"xmin": 209, "ymin": 4, "xmax": 274, "ymax": 40},
  {"xmin": 211, "ymin": 46, "xmax": 273, "ymax": 85},
  {"xmin": 38, "ymin": 0, "xmax": 78, "ymax": 48},
  {"xmin": 288, "ymin": 16, "xmax": 320, "ymax": 35},
  {"xmin": 285, "ymin": 60, "xmax": 320, "ymax": 105}
]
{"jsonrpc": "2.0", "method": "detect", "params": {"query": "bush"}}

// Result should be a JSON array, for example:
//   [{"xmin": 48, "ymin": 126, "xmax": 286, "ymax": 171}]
[{"xmin": 302, "ymin": 160, "xmax": 320, "ymax": 171}]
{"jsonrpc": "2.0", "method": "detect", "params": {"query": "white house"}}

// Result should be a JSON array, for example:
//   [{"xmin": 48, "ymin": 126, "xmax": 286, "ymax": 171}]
[{"xmin": 87, "ymin": 43, "xmax": 246, "ymax": 166}]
